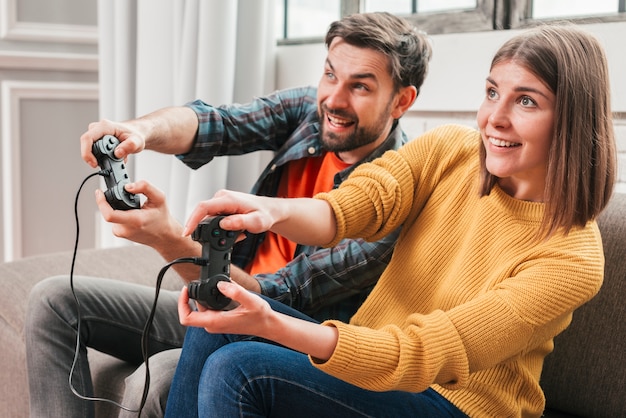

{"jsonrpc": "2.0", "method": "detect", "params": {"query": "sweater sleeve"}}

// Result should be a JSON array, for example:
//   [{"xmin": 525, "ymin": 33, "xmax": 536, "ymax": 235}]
[
  {"xmin": 316, "ymin": 124, "xmax": 478, "ymax": 246},
  {"xmin": 313, "ymin": 310, "xmax": 470, "ymax": 392}
]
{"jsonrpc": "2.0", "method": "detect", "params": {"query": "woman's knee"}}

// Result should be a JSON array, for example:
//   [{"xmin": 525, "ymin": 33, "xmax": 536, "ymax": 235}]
[{"xmin": 199, "ymin": 342, "xmax": 284, "ymax": 391}]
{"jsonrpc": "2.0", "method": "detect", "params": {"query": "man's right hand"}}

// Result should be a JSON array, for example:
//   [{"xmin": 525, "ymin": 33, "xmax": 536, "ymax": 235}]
[
  {"xmin": 80, "ymin": 119, "xmax": 147, "ymax": 168},
  {"xmin": 81, "ymin": 106, "xmax": 199, "ymax": 167}
]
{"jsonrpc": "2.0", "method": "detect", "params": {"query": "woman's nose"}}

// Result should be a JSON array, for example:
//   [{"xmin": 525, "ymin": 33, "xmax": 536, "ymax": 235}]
[{"xmin": 488, "ymin": 103, "xmax": 511, "ymax": 128}]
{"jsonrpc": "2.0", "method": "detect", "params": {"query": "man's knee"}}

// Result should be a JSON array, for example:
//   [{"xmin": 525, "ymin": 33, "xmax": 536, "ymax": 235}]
[
  {"xmin": 119, "ymin": 349, "xmax": 181, "ymax": 418},
  {"xmin": 26, "ymin": 275, "xmax": 73, "ymax": 329}
]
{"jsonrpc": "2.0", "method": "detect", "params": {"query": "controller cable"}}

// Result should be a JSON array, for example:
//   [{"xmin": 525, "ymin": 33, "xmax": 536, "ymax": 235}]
[{"xmin": 69, "ymin": 171, "xmax": 207, "ymax": 416}]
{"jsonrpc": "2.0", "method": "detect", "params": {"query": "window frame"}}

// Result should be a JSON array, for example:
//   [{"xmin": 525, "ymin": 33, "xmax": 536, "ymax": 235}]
[
  {"xmin": 508, "ymin": 0, "xmax": 626, "ymax": 29},
  {"xmin": 277, "ymin": 0, "xmax": 626, "ymax": 45}
]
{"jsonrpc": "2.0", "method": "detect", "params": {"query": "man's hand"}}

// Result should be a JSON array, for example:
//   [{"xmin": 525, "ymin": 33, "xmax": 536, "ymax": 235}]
[
  {"xmin": 230, "ymin": 265, "xmax": 262, "ymax": 293},
  {"xmin": 81, "ymin": 119, "xmax": 147, "ymax": 168},
  {"xmin": 96, "ymin": 180, "xmax": 178, "ymax": 246},
  {"xmin": 96, "ymin": 180, "xmax": 203, "ymax": 281},
  {"xmin": 81, "ymin": 107, "xmax": 199, "ymax": 167}
]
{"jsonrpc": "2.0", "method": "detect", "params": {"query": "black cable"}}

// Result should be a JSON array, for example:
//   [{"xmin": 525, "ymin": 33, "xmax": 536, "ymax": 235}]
[
  {"xmin": 136, "ymin": 256, "xmax": 206, "ymax": 416},
  {"xmin": 69, "ymin": 171, "xmax": 206, "ymax": 416}
]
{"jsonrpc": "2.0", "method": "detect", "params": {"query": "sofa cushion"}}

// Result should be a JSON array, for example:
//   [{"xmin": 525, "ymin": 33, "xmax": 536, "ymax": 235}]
[{"xmin": 0, "ymin": 244, "xmax": 176, "ymax": 418}]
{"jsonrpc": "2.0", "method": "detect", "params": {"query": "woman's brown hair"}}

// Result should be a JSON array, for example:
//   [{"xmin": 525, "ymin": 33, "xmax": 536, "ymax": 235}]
[{"xmin": 479, "ymin": 24, "xmax": 617, "ymax": 237}]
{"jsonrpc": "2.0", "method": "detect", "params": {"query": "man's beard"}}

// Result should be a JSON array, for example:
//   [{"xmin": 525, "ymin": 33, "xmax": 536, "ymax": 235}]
[{"xmin": 318, "ymin": 101, "xmax": 393, "ymax": 153}]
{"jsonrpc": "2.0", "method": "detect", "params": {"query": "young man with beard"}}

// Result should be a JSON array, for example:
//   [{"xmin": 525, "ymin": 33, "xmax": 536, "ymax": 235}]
[{"xmin": 25, "ymin": 12, "xmax": 431, "ymax": 418}]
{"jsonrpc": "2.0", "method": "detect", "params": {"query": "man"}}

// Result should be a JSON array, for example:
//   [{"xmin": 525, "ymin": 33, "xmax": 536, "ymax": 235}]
[{"xmin": 25, "ymin": 12, "xmax": 431, "ymax": 418}]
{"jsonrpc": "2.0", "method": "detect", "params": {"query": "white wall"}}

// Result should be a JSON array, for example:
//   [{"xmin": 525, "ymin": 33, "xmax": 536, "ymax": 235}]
[
  {"xmin": 0, "ymin": 0, "xmax": 99, "ymax": 262},
  {"xmin": 276, "ymin": 21, "xmax": 626, "ymax": 193},
  {"xmin": 1, "ymin": 6, "xmax": 624, "ymax": 261}
]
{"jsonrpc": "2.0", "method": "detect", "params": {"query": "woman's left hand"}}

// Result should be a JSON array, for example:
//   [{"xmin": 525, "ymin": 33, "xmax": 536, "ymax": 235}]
[{"xmin": 178, "ymin": 280, "xmax": 273, "ymax": 336}]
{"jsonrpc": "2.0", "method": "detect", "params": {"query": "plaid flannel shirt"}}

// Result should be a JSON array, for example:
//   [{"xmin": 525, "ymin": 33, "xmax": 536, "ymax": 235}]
[{"xmin": 179, "ymin": 86, "xmax": 407, "ymax": 322}]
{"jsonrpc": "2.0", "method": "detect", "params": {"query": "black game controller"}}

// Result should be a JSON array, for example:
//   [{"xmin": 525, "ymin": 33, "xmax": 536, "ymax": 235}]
[
  {"xmin": 188, "ymin": 216, "xmax": 241, "ymax": 310},
  {"xmin": 92, "ymin": 135, "xmax": 140, "ymax": 210}
]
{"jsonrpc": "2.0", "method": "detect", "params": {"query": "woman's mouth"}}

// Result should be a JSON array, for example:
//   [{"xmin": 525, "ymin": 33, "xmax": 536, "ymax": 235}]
[{"xmin": 489, "ymin": 137, "xmax": 521, "ymax": 148}]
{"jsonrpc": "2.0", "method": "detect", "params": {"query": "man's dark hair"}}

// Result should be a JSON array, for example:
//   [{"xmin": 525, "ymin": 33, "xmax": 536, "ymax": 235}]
[{"xmin": 325, "ymin": 12, "xmax": 432, "ymax": 94}]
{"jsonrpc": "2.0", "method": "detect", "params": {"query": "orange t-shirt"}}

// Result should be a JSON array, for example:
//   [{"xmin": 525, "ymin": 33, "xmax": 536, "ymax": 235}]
[{"xmin": 248, "ymin": 151, "xmax": 351, "ymax": 275}]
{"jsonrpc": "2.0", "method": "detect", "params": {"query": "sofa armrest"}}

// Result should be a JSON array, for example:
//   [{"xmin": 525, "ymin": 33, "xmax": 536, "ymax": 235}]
[
  {"xmin": 540, "ymin": 192, "xmax": 626, "ymax": 418},
  {"xmin": 0, "ymin": 244, "xmax": 181, "ymax": 418}
]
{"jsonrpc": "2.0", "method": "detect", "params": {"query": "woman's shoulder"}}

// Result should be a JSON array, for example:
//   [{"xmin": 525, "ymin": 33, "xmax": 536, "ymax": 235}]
[
  {"xmin": 401, "ymin": 124, "xmax": 480, "ymax": 164},
  {"xmin": 421, "ymin": 123, "xmax": 480, "ymax": 145}
]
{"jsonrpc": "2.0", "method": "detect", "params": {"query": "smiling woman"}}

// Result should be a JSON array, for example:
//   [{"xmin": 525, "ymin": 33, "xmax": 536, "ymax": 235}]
[{"xmin": 166, "ymin": 23, "xmax": 616, "ymax": 418}]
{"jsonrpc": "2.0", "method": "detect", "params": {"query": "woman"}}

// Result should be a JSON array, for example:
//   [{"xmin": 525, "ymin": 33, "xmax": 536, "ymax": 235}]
[{"xmin": 166, "ymin": 24, "xmax": 616, "ymax": 417}]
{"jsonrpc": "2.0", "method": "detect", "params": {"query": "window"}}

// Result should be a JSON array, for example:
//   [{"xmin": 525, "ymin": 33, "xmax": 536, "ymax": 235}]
[
  {"xmin": 276, "ymin": 0, "xmax": 626, "ymax": 43},
  {"xmin": 276, "ymin": 0, "xmax": 486, "ymax": 42},
  {"xmin": 276, "ymin": 0, "xmax": 340, "ymax": 40},
  {"xmin": 363, "ymin": 0, "xmax": 477, "ymax": 14},
  {"xmin": 531, "ymin": 0, "xmax": 624, "ymax": 19}
]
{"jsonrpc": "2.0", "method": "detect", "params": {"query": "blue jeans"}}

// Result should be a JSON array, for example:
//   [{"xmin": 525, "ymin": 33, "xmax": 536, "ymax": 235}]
[{"xmin": 165, "ymin": 297, "xmax": 467, "ymax": 418}]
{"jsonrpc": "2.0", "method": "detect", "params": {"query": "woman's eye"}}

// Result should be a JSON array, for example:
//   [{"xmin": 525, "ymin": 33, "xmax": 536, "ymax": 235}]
[
  {"xmin": 520, "ymin": 96, "xmax": 536, "ymax": 107},
  {"xmin": 487, "ymin": 88, "xmax": 498, "ymax": 100}
]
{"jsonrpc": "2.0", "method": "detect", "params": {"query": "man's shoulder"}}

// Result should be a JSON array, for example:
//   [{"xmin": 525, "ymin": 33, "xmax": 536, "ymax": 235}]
[{"xmin": 273, "ymin": 85, "xmax": 318, "ymax": 103}]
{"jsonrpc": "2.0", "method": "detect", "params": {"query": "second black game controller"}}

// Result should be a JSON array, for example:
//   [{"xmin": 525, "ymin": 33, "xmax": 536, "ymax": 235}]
[
  {"xmin": 188, "ymin": 216, "xmax": 241, "ymax": 310},
  {"xmin": 92, "ymin": 135, "xmax": 140, "ymax": 210}
]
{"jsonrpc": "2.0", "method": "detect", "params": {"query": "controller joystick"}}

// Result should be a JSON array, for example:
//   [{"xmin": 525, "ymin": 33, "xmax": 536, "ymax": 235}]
[
  {"xmin": 92, "ymin": 135, "xmax": 140, "ymax": 210},
  {"xmin": 188, "ymin": 216, "xmax": 241, "ymax": 310}
]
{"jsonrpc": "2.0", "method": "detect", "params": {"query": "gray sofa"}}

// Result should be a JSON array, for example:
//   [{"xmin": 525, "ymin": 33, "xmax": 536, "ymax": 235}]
[{"xmin": 1, "ymin": 193, "xmax": 625, "ymax": 417}]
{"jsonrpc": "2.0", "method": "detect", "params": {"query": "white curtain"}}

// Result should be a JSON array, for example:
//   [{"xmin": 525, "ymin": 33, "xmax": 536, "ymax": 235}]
[{"xmin": 96, "ymin": 0, "xmax": 276, "ymax": 247}]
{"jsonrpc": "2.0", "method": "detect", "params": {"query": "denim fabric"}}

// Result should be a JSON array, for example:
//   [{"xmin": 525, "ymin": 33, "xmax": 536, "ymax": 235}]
[{"xmin": 165, "ymin": 297, "xmax": 468, "ymax": 418}]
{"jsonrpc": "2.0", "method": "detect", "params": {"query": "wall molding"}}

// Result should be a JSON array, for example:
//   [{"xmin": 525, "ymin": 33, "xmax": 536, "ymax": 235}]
[
  {"xmin": 1, "ymin": 80, "xmax": 98, "ymax": 261},
  {"xmin": 0, "ymin": 50, "xmax": 98, "ymax": 71},
  {"xmin": 0, "ymin": 0, "xmax": 97, "ymax": 44}
]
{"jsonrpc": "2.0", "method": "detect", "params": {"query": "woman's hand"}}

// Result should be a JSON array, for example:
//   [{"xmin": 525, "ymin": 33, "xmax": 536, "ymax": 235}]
[
  {"xmin": 182, "ymin": 190, "xmax": 279, "ymax": 237},
  {"xmin": 182, "ymin": 189, "xmax": 337, "ymax": 247},
  {"xmin": 178, "ymin": 279, "xmax": 339, "ymax": 361},
  {"xmin": 178, "ymin": 280, "xmax": 274, "ymax": 336}
]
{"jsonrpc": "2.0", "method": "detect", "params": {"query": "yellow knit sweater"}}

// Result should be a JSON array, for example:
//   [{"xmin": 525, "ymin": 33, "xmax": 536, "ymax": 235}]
[{"xmin": 313, "ymin": 124, "xmax": 604, "ymax": 417}]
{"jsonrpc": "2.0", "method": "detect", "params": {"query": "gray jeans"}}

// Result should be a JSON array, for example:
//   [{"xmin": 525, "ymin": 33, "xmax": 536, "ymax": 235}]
[{"xmin": 25, "ymin": 275, "xmax": 186, "ymax": 418}]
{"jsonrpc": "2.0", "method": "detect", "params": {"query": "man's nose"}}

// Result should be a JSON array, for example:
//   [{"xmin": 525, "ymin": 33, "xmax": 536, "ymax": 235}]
[{"xmin": 324, "ymin": 85, "xmax": 350, "ymax": 109}]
